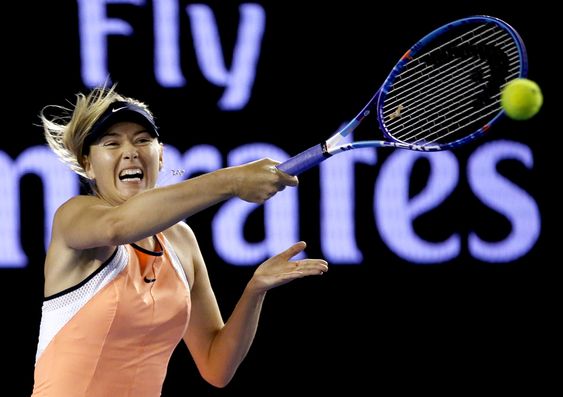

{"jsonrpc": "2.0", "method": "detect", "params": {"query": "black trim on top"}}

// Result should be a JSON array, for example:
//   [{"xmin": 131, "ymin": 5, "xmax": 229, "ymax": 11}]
[
  {"xmin": 44, "ymin": 246, "xmax": 120, "ymax": 301},
  {"xmin": 130, "ymin": 236, "xmax": 163, "ymax": 256}
]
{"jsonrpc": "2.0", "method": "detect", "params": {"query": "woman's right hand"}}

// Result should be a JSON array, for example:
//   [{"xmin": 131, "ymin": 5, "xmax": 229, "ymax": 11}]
[{"xmin": 229, "ymin": 158, "xmax": 298, "ymax": 203}]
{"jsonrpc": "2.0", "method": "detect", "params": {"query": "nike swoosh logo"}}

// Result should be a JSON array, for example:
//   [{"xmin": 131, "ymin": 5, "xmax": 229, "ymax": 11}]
[
  {"xmin": 112, "ymin": 106, "xmax": 127, "ymax": 113},
  {"xmin": 144, "ymin": 276, "xmax": 157, "ymax": 283}
]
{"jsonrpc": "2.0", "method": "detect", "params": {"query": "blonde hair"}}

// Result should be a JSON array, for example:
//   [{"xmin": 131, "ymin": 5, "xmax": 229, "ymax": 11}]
[{"xmin": 41, "ymin": 85, "xmax": 154, "ymax": 178}]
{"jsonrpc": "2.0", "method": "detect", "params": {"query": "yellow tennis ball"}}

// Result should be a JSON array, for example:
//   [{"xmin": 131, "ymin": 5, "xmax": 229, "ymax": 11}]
[{"xmin": 500, "ymin": 78, "xmax": 543, "ymax": 120}]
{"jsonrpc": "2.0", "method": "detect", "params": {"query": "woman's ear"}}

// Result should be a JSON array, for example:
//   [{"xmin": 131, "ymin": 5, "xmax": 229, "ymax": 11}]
[
  {"xmin": 159, "ymin": 143, "xmax": 164, "ymax": 171},
  {"xmin": 83, "ymin": 155, "xmax": 95, "ymax": 180}
]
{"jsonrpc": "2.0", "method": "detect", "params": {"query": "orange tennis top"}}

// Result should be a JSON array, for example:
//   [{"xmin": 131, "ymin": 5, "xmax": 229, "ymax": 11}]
[{"xmin": 32, "ymin": 233, "xmax": 191, "ymax": 397}]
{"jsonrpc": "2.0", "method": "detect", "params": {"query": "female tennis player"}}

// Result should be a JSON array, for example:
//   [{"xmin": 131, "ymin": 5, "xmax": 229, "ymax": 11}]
[{"xmin": 31, "ymin": 85, "xmax": 328, "ymax": 396}]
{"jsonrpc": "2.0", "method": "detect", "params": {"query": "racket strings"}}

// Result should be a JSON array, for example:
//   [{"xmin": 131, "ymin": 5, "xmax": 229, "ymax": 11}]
[
  {"xmin": 386, "ymin": 63, "xmax": 492, "ymax": 143},
  {"xmin": 390, "ymin": 84, "xmax": 489, "ymax": 142},
  {"xmin": 391, "ymin": 24, "xmax": 505, "ymax": 90},
  {"xmin": 385, "ymin": 34, "xmax": 519, "ymax": 111},
  {"xmin": 383, "ymin": 26, "xmax": 519, "ymax": 123},
  {"xmin": 386, "ymin": 31, "xmax": 511, "ymax": 110},
  {"xmin": 384, "ymin": 57, "xmax": 482, "ymax": 109},
  {"xmin": 381, "ymin": 22, "xmax": 522, "ymax": 146},
  {"xmin": 409, "ymin": 100, "xmax": 501, "ymax": 145},
  {"xmin": 385, "ymin": 61, "xmax": 494, "ymax": 137},
  {"xmin": 384, "ymin": 57, "xmax": 491, "ymax": 119},
  {"xmin": 388, "ymin": 24, "xmax": 494, "ymax": 92}
]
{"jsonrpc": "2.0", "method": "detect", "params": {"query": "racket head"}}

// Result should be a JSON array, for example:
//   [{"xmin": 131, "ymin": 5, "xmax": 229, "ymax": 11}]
[{"xmin": 376, "ymin": 15, "xmax": 528, "ymax": 150}]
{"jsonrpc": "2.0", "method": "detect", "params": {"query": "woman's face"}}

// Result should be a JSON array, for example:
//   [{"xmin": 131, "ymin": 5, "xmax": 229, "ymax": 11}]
[{"xmin": 84, "ymin": 121, "xmax": 163, "ymax": 204}]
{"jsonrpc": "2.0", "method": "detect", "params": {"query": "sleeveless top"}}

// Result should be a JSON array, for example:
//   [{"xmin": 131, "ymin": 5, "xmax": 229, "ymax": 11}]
[{"xmin": 32, "ymin": 233, "xmax": 191, "ymax": 397}]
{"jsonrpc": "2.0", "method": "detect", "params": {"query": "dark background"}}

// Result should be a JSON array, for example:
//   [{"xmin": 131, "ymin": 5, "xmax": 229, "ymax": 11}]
[{"xmin": 4, "ymin": 1, "xmax": 556, "ymax": 395}]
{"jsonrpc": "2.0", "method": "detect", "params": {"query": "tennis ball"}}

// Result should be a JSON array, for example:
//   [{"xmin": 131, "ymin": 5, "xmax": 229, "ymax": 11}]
[{"xmin": 500, "ymin": 78, "xmax": 543, "ymax": 120}]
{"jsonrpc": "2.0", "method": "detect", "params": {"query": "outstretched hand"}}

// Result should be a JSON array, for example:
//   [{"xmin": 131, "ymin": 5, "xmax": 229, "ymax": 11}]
[
  {"xmin": 230, "ymin": 158, "xmax": 298, "ymax": 204},
  {"xmin": 247, "ymin": 242, "xmax": 328, "ymax": 294}
]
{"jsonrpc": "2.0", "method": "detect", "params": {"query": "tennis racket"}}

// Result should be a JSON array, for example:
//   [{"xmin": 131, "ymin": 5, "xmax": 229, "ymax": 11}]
[{"xmin": 277, "ymin": 15, "xmax": 528, "ymax": 176}]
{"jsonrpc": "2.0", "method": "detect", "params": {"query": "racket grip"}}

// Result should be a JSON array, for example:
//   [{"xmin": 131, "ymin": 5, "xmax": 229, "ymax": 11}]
[{"xmin": 277, "ymin": 144, "xmax": 329, "ymax": 176}]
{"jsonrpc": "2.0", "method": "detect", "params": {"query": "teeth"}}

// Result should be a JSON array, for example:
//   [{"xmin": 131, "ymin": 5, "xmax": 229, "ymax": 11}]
[
  {"xmin": 120, "ymin": 168, "xmax": 142, "ymax": 177},
  {"xmin": 119, "ymin": 168, "xmax": 144, "ymax": 181}
]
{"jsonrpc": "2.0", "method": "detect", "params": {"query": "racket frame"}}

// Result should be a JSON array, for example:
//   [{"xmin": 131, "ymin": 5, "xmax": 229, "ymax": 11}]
[{"xmin": 278, "ymin": 15, "xmax": 528, "ymax": 176}]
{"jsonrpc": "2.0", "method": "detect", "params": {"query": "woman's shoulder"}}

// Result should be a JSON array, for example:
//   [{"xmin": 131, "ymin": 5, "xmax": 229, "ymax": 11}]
[
  {"xmin": 162, "ymin": 222, "xmax": 199, "ymax": 284},
  {"xmin": 57, "ymin": 194, "xmax": 104, "ymax": 212},
  {"xmin": 163, "ymin": 221, "xmax": 197, "ymax": 244},
  {"xmin": 52, "ymin": 194, "xmax": 103, "ymax": 223}
]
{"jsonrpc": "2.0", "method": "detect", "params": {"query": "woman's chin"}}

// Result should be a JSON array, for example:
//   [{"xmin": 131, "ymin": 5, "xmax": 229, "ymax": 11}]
[{"xmin": 117, "ymin": 181, "xmax": 147, "ymax": 198}]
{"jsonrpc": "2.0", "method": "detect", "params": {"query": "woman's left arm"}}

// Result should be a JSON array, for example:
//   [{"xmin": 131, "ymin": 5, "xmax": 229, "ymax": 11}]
[{"xmin": 178, "ymin": 225, "xmax": 327, "ymax": 388}]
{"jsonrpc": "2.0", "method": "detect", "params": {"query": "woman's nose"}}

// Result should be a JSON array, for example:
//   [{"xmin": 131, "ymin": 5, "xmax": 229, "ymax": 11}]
[{"xmin": 121, "ymin": 143, "xmax": 139, "ymax": 160}]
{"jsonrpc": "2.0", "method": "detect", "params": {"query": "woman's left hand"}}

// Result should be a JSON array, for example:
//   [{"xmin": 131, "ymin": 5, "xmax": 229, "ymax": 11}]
[{"xmin": 247, "ymin": 241, "xmax": 328, "ymax": 294}]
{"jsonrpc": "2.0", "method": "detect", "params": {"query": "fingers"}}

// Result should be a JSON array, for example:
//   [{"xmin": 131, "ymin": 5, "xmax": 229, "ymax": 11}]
[
  {"xmin": 276, "ymin": 167, "xmax": 299, "ymax": 187},
  {"xmin": 269, "ymin": 159, "xmax": 298, "ymax": 187},
  {"xmin": 265, "ymin": 159, "xmax": 298, "ymax": 188},
  {"xmin": 278, "ymin": 241, "xmax": 307, "ymax": 260},
  {"xmin": 250, "ymin": 241, "xmax": 328, "ymax": 292},
  {"xmin": 279, "ymin": 241, "xmax": 328, "ymax": 275},
  {"xmin": 234, "ymin": 158, "xmax": 298, "ymax": 204},
  {"xmin": 292, "ymin": 258, "xmax": 329, "ymax": 275},
  {"xmin": 258, "ymin": 164, "xmax": 296, "ymax": 202}
]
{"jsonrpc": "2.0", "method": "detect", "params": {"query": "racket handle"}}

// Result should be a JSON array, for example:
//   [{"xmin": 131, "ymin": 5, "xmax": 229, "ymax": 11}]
[{"xmin": 277, "ymin": 143, "xmax": 330, "ymax": 176}]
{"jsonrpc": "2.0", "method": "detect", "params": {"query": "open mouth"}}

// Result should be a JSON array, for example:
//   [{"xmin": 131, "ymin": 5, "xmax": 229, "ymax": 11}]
[{"xmin": 119, "ymin": 168, "xmax": 144, "ymax": 183}]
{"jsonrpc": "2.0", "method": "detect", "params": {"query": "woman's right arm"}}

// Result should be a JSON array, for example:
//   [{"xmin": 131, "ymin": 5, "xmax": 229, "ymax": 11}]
[{"xmin": 57, "ymin": 159, "xmax": 297, "ymax": 250}]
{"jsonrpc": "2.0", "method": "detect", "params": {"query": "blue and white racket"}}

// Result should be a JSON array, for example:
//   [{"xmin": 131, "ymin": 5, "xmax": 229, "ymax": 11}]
[{"xmin": 278, "ymin": 15, "xmax": 528, "ymax": 176}]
